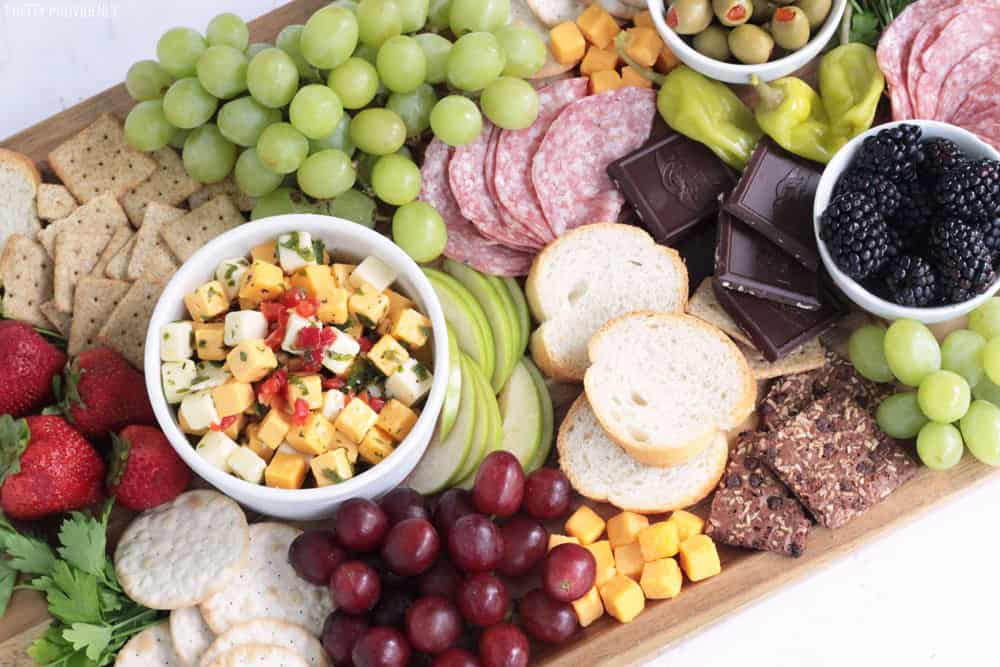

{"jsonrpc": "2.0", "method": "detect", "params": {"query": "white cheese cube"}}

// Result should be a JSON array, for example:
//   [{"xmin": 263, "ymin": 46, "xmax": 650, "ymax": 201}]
[
  {"xmin": 190, "ymin": 362, "xmax": 231, "ymax": 392},
  {"xmin": 277, "ymin": 231, "xmax": 317, "ymax": 273},
  {"xmin": 349, "ymin": 256, "xmax": 397, "ymax": 292},
  {"xmin": 227, "ymin": 446, "xmax": 267, "ymax": 484},
  {"xmin": 162, "ymin": 360, "xmax": 197, "ymax": 404},
  {"xmin": 282, "ymin": 312, "xmax": 320, "ymax": 354},
  {"xmin": 385, "ymin": 358, "xmax": 433, "ymax": 407},
  {"xmin": 160, "ymin": 321, "xmax": 195, "ymax": 362},
  {"xmin": 216, "ymin": 258, "xmax": 250, "ymax": 300},
  {"xmin": 224, "ymin": 310, "xmax": 269, "ymax": 346},
  {"xmin": 322, "ymin": 330, "xmax": 361, "ymax": 375},
  {"xmin": 322, "ymin": 389, "xmax": 347, "ymax": 421},
  {"xmin": 180, "ymin": 391, "xmax": 220, "ymax": 431},
  {"xmin": 196, "ymin": 431, "xmax": 239, "ymax": 472}
]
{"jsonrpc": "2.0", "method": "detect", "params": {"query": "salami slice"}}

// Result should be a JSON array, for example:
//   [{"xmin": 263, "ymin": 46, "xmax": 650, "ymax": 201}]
[
  {"xmin": 484, "ymin": 127, "xmax": 547, "ymax": 246},
  {"xmin": 494, "ymin": 77, "xmax": 587, "ymax": 244},
  {"xmin": 531, "ymin": 86, "xmax": 656, "ymax": 236},
  {"xmin": 449, "ymin": 121, "xmax": 541, "ymax": 251},
  {"xmin": 420, "ymin": 138, "xmax": 534, "ymax": 277},
  {"xmin": 905, "ymin": 6, "xmax": 959, "ymax": 119},
  {"xmin": 936, "ymin": 44, "xmax": 1000, "ymax": 121}
]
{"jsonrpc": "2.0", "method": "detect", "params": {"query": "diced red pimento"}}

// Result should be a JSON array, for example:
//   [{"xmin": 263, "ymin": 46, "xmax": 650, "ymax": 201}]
[
  {"xmin": 296, "ymin": 297, "xmax": 319, "ymax": 318},
  {"xmin": 358, "ymin": 336, "xmax": 373, "ymax": 353},
  {"xmin": 320, "ymin": 327, "xmax": 336, "ymax": 347},
  {"xmin": 258, "ymin": 369, "xmax": 288, "ymax": 406},
  {"xmin": 211, "ymin": 415, "xmax": 239, "ymax": 431},
  {"xmin": 292, "ymin": 398, "xmax": 310, "ymax": 425},
  {"xmin": 323, "ymin": 376, "xmax": 345, "ymax": 390},
  {"xmin": 369, "ymin": 396, "xmax": 385, "ymax": 413},
  {"xmin": 281, "ymin": 287, "xmax": 307, "ymax": 308},
  {"xmin": 296, "ymin": 326, "xmax": 322, "ymax": 349},
  {"xmin": 261, "ymin": 301, "xmax": 285, "ymax": 321}
]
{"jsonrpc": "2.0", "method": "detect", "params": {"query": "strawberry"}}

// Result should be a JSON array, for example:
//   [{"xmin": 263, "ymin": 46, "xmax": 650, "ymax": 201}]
[
  {"xmin": 107, "ymin": 425, "xmax": 191, "ymax": 511},
  {"xmin": 0, "ymin": 414, "xmax": 105, "ymax": 519},
  {"xmin": 56, "ymin": 347, "xmax": 155, "ymax": 440},
  {"xmin": 0, "ymin": 321, "xmax": 67, "ymax": 417}
]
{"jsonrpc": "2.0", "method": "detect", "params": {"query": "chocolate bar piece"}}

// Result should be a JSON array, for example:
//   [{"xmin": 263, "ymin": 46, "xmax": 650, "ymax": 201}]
[
  {"xmin": 673, "ymin": 219, "xmax": 718, "ymax": 296},
  {"xmin": 716, "ymin": 211, "xmax": 822, "ymax": 310},
  {"xmin": 722, "ymin": 138, "xmax": 822, "ymax": 270},
  {"xmin": 706, "ymin": 433, "xmax": 811, "ymax": 557},
  {"xmin": 608, "ymin": 122, "xmax": 735, "ymax": 245},
  {"xmin": 712, "ymin": 279, "xmax": 843, "ymax": 362},
  {"xmin": 757, "ymin": 395, "xmax": 918, "ymax": 530}
]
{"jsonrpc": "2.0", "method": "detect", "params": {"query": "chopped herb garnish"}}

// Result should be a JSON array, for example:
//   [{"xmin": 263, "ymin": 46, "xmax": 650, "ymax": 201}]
[
  {"xmin": 357, "ymin": 314, "xmax": 376, "ymax": 329},
  {"xmin": 419, "ymin": 325, "xmax": 432, "ymax": 339},
  {"xmin": 198, "ymin": 340, "xmax": 207, "ymax": 348},
  {"xmin": 328, "ymin": 352, "xmax": 354, "ymax": 362},
  {"xmin": 313, "ymin": 239, "xmax": 326, "ymax": 264},
  {"xmin": 322, "ymin": 468, "xmax": 343, "ymax": 483},
  {"xmin": 280, "ymin": 232, "xmax": 315, "ymax": 262},
  {"xmin": 239, "ymin": 351, "xmax": 248, "ymax": 362},
  {"xmin": 345, "ymin": 359, "xmax": 379, "ymax": 391},
  {"xmin": 413, "ymin": 362, "xmax": 430, "ymax": 381},
  {"xmin": 163, "ymin": 332, "xmax": 170, "ymax": 340},
  {"xmin": 383, "ymin": 349, "xmax": 400, "ymax": 362}
]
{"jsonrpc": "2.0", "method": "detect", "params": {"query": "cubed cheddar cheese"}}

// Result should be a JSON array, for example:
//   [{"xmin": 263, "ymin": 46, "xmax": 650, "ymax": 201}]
[
  {"xmin": 331, "ymin": 429, "xmax": 360, "ymax": 463},
  {"xmin": 342, "ymin": 316, "xmax": 364, "ymax": 339},
  {"xmin": 287, "ymin": 374, "xmax": 323, "ymax": 410},
  {"xmin": 624, "ymin": 27, "xmax": 663, "ymax": 68},
  {"xmin": 216, "ymin": 258, "xmax": 249, "ymax": 300},
  {"xmin": 390, "ymin": 308, "xmax": 431, "ymax": 349},
  {"xmin": 656, "ymin": 44, "xmax": 681, "ymax": 73},
  {"xmin": 621, "ymin": 66, "xmax": 653, "ymax": 89},
  {"xmin": 265, "ymin": 450, "xmax": 308, "ymax": 489},
  {"xmin": 580, "ymin": 45, "xmax": 619, "ymax": 75},
  {"xmin": 196, "ymin": 431, "xmax": 238, "ymax": 472},
  {"xmin": 376, "ymin": 399, "xmax": 418, "ymax": 441},
  {"xmin": 590, "ymin": 70, "xmax": 623, "ymax": 94},
  {"xmin": 565, "ymin": 505, "xmax": 606, "ymax": 545},
  {"xmin": 258, "ymin": 408, "xmax": 291, "ymax": 449},
  {"xmin": 606, "ymin": 511, "xmax": 649, "ymax": 549},
  {"xmin": 287, "ymin": 412, "xmax": 336, "ymax": 456},
  {"xmin": 244, "ymin": 424, "xmax": 275, "ymax": 462},
  {"xmin": 640, "ymin": 557, "xmax": 683, "ymax": 599},
  {"xmin": 211, "ymin": 381, "xmax": 255, "ymax": 417},
  {"xmin": 194, "ymin": 322, "xmax": 227, "ymax": 361},
  {"xmin": 667, "ymin": 510, "xmax": 705, "ymax": 543},
  {"xmin": 369, "ymin": 334, "xmax": 410, "ymax": 376},
  {"xmin": 360, "ymin": 427, "xmax": 395, "ymax": 465},
  {"xmin": 160, "ymin": 321, "xmax": 194, "ymax": 361},
  {"xmin": 571, "ymin": 586, "xmax": 604, "ymax": 628},
  {"xmin": 239, "ymin": 260, "xmax": 285, "ymax": 305},
  {"xmin": 576, "ymin": 4, "xmax": 620, "ymax": 48},
  {"xmin": 311, "ymin": 448, "xmax": 355, "ymax": 486},
  {"xmin": 548, "ymin": 534, "xmax": 580, "ymax": 551},
  {"xmin": 613, "ymin": 542, "xmax": 644, "ymax": 580},
  {"xmin": 250, "ymin": 240, "xmax": 278, "ymax": 264},
  {"xmin": 633, "ymin": 9, "xmax": 653, "ymax": 27},
  {"xmin": 378, "ymin": 289, "xmax": 415, "ymax": 335},
  {"xmin": 290, "ymin": 264, "xmax": 336, "ymax": 298},
  {"xmin": 184, "ymin": 281, "xmax": 229, "ymax": 322},
  {"xmin": 638, "ymin": 521, "xmax": 679, "ymax": 562},
  {"xmin": 550, "ymin": 22, "xmax": 586, "ymax": 65},
  {"xmin": 678, "ymin": 534, "xmax": 721, "ymax": 582},
  {"xmin": 585, "ymin": 540, "xmax": 616, "ymax": 586},
  {"xmin": 331, "ymin": 263, "xmax": 357, "ymax": 289},
  {"xmin": 599, "ymin": 574, "xmax": 645, "ymax": 623},
  {"xmin": 227, "ymin": 446, "xmax": 267, "ymax": 484},
  {"xmin": 227, "ymin": 339, "xmax": 278, "ymax": 383},
  {"xmin": 349, "ymin": 283, "xmax": 390, "ymax": 329},
  {"xmin": 335, "ymin": 397, "xmax": 379, "ymax": 443},
  {"xmin": 318, "ymin": 287, "xmax": 349, "ymax": 325},
  {"xmin": 224, "ymin": 413, "xmax": 247, "ymax": 440},
  {"xmin": 349, "ymin": 256, "xmax": 397, "ymax": 292}
]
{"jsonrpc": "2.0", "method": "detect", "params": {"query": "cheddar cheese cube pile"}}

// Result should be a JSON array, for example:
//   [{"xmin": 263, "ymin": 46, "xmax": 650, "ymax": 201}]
[
  {"xmin": 160, "ymin": 231, "xmax": 435, "ymax": 490},
  {"xmin": 552, "ymin": 507, "xmax": 721, "ymax": 626}
]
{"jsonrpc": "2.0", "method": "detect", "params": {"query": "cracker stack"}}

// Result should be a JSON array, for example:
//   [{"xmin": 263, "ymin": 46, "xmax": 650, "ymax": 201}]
[{"xmin": 0, "ymin": 113, "xmax": 254, "ymax": 370}]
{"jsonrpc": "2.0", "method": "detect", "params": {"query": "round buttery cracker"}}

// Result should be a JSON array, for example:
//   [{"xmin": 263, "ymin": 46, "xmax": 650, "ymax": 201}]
[
  {"xmin": 207, "ymin": 645, "xmax": 309, "ymax": 667},
  {"xmin": 170, "ymin": 606, "xmax": 215, "ymax": 667},
  {"xmin": 115, "ymin": 490, "xmax": 250, "ymax": 610},
  {"xmin": 200, "ymin": 524, "xmax": 334, "ymax": 636},
  {"xmin": 199, "ymin": 620, "xmax": 329, "ymax": 667},
  {"xmin": 115, "ymin": 622, "xmax": 182, "ymax": 667}
]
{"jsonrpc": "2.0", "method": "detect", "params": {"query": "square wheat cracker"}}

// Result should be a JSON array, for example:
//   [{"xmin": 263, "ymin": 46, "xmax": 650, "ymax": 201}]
[
  {"xmin": 121, "ymin": 146, "xmax": 202, "ymax": 226},
  {"xmin": 36, "ymin": 183, "xmax": 77, "ymax": 220},
  {"xmin": 105, "ymin": 237, "xmax": 136, "ymax": 280},
  {"xmin": 128, "ymin": 202, "xmax": 184, "ymax": 281},
  {"xmin": 687, "ymin": 277, "xmax": 756, "ymax": 348},
  {"xmin": 53, "ymin": 229, "xmax": 117, "ymax": 312},
  {"xmin": 37, "ymin": 191, "xmax": 128, "ymax": 257},
  {"xmin": 741, "ymin": 338, "xmax": 826, "ymax": 380},
  {"xmin": 0, "ymin": 234, "xmax": 53, "ymax": 328},
  {"xmin": 39, "ymin": 301, "xmax": 72, "ymax": 336},
  {"xmin": 97, "ymin": 278, "xmax": 164, "ymax": 369},
  {"xmin": 68, "ymin": 277, "xmax": 131, "ymax": 356},
  {"xmin": 91, "ymin": 226, "xmax": 135, "ymax": 278},
  {"xmin": 188, "ymin": 178, "xmax": 255, "ymax": 212},
  {"xmin": 162, "ymin": 195, "xmax": 244, "ymax": 262}
]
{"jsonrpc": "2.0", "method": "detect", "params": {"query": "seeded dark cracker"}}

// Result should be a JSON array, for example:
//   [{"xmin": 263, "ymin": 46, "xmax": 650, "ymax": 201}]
[
  {"xmin": 706, "ymin": 432, "xmax": 811, "ymax": 557},
  {"xmin": 758, "ymin": 395, "xmax": 918, "ymax": 530}
]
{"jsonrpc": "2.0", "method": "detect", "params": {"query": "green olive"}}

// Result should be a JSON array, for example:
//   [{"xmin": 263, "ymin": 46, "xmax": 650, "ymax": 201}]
[
  {"xmin": 796, "ymin": 0, "xmax": 832, "ymax": 29},
  {"xmin": 771, "ymin": 5, "xmax": 810, "ymax": 49},
  {"xmin": 666, "ymin": 0, "xmax": 713, "ymax": 34},
  {"xmin": 712, "ymin": 0, "xmax": 752, "ymax": 26},
  {"xmin": 728, "ymin": 23, "xmax": 774, "ymax": 63},
  {"xmin": 693, "ymin": 24, "xmax": 732, "ymax": 60},
  {"xmin": 750, "ymin": 1, "xmax": 775, "ymax": 24}
]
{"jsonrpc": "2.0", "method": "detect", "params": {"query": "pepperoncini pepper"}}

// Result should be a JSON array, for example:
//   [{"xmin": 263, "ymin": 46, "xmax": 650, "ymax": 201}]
[
  {"xmin": 751, "ymin": 75, "xmax": 847, "ymax": 164},
  {"xmin": 819, "ymin": 43, "xmax": 885, "ymax": 139}
]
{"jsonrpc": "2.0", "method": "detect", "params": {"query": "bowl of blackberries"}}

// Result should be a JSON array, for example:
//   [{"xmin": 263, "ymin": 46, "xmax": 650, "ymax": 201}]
[{"xmin": 814, "ymin": 120, "xmax": 1000, "ymax": 323}]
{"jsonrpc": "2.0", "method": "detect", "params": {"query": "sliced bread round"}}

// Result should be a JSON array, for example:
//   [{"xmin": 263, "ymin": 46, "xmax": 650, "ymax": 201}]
[
  {"xmin": 557, "ymin": 394, "xmax": 728, "ymax": 513},
  {"xmin": 0, "ymin": 148, "xmax": 41, "ymax": 252},
  {"xmin": 584, "ymin": 311, "xmax": 756, "ymax": 466},
  {"xmin": 526, "ymin": 223, "xmax": 687, "ymax": 382}
]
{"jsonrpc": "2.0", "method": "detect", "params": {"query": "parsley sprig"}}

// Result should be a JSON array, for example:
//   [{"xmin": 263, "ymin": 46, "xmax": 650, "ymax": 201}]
[
  {"xmin": 847, "ymin": 0, "xmax": 917, "ymax": 46},
  {"xmin": 0, "ymin": 501, "xmax": 164, "ymax": 666}
]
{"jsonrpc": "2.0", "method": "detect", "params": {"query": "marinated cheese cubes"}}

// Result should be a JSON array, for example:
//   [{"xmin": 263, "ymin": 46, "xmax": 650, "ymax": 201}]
[{"xmin": 160, "ymin": 234, "xmax": 433, "ymax": 491}]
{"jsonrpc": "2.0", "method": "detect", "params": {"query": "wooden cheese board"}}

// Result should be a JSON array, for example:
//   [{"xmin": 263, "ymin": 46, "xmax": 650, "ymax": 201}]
[{"xmin": 3, "ymin": 1, "xmax": 1000, "ymax": 665}]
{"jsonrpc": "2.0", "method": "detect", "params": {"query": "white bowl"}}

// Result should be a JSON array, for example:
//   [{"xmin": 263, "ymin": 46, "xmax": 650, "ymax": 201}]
[
  {"xmin": 144, "ymin": 214, "xmax": 449, "ymax": 520},
  {"xmin": 814, "ymin": 120, "xmax": 1000, "ymax": 324},
  {"xmin": 648, "ymin": 0, "xmax": 847, "ymax": 84}
]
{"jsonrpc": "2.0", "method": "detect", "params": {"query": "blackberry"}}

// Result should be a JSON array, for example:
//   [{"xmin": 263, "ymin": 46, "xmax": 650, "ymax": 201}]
[
  {"xmin": 982, "ymin": 218, "xmax": 1000, "ymax": 258},
  {"xmin": 941, "ymin": 254, "xmax": 996, "ymax": 304},
  {"xmin": 889, "ymin": 179, "xmax": 938, "ymax": 235},
  {"xmin": 853, "ymin": 124, "xmax": 923, "ymax": 183},
  {"xmin": 935, "ymin": 158, "xmax": 1000, "ymax": 223},
  {"xmin": 929, "ymin": 219, "xmax": 997, "ymax": 303},
  {"xmin": 820, "ymin": 192, "xmax": 891, "ymax": 280},
  {"xmin": 884, "ymin": 255, "xmax": 939, "ymax": 307},
  {"xmin": 919, "ymin": 138, "xmax": 965, "ymax": 186},
  {"xmin": 833, "ymin": 169, "xmax": 901, "ymax": 218}
]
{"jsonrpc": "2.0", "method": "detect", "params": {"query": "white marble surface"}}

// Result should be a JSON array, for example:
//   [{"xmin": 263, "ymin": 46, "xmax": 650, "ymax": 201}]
[{"xmin": 2, "ymin": 2, "xmax": 999, "ymax": 665}]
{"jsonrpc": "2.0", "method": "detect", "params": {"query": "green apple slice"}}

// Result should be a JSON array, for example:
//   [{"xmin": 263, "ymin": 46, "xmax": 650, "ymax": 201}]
[
  {"xmin": 502, "ymin": 277, "xmax": 530, "ymax": 359},
  {"xmin": 438, "ymin": 323, "xmax": 462, "ymax": 441},
  {"xmin": 495, "ymin": 359, "xmax": 543, "ymax": 469},
  {"xmin": 487, "ymin": 274, "xmax": 522, "ymax": 391},
  {"xmin": 452, "ymin": 352, "xmax": 491, "ymax": 485},
  {"xmin": 443, "ymin": 259, "xmax": 517, "ymax": 393},
  {"xmin": 423, "ymin": 267, "xmax": 495, "ymax": 383},
  {"xmin": 523, "ymin": 358, "xmax": 554, "ymax": 473},
  {"xmin": 456, "ymin": 358, "xmax": 504, "ymax": 489},
  {"xmin": 407, "ymin": 354, "xmax": 478, "ymax": 494}
]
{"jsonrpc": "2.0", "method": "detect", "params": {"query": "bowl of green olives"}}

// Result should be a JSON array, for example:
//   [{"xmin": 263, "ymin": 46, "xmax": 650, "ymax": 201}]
[{"xmin": 649, "ymin": 0, "xmax": 847, "ymax": 83}]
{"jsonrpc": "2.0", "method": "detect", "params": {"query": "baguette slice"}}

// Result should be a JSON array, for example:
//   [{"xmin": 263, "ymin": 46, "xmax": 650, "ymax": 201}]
[
  {"xmin": 0, "ymin": 148, "xmax": 41, "ymax": 250},
  {"xmin": 584, "ymin": 312, "xmax": 756, "ymax": 466},
  {"xmin": 527, "ymin": 223, "xmax": 687, "ymax": 382},
  {"xmin": 558, "ymin": 395, "xmax": 729, "ymax": 514}
]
